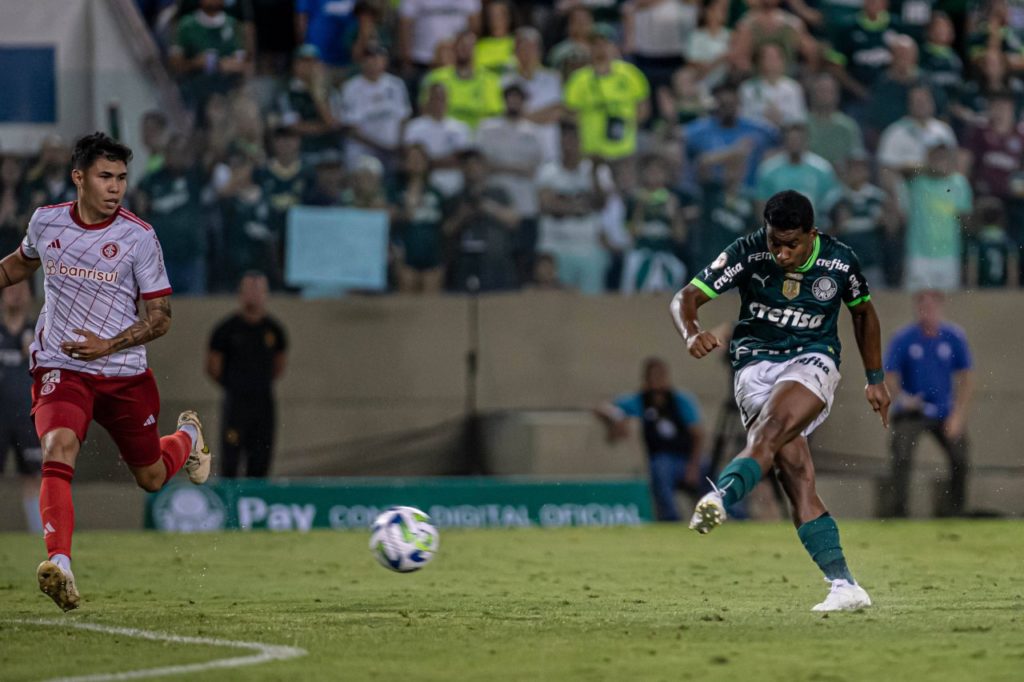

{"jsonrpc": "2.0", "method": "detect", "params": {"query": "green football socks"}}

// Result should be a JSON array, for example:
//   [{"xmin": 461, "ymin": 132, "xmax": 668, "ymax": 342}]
[
  {"xmin": 797, "ymin": 513, "xmax": 855, "ymax": 584},
  {"xmin": 715, "ymin": 457, "xmax": 762, "ymax": 507}
]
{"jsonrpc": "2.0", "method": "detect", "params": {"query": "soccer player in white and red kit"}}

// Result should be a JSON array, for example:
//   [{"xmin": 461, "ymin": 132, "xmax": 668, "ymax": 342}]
[{"xmin": 0, "ymin": 132, "xmax": 212, "ymax": 612}]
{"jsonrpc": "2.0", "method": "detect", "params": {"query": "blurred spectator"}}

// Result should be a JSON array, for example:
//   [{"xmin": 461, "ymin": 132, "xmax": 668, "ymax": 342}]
[
  {"xmin": 899, "ymin": 143, "xmax": 973, "ymax": 291},
  {"xmin": 684, "ymin": 80, "xmax": 778, "ymax": 189},
  {"xmin": 478, "ymin": 84, "xmax": 546, "ymax": 282},
  {"xmin": 140, "ymin": 110, "xmax": 170, "ymax": 175},
  {"xmin": 527, "ymin": 252, "xmax": 564, "ymax": 289},
  {"xmin": 877, "ymin": 85, "xmax": 956, "ymax": 176},
  {"xmin": 399, "ymin": 0, "xmax": 482, "ymax": 83},
  {"xmin": 827, "ymin": 0, "xmax": 898, "ymax": 107},
  {"xmin": 953, "ymin": 49, "xmax": 1024, "ymax": 129},
  {"xmin": 866, "ymin": 35, "xmax": 929, "ymax": 137},
  {"xmin": 548, "ymin": 5, "xmax": 592, "ymax": 71},
  {"xmin": 692, "ymin": 147, "xmax": 754, "ymax": 270},
  {"xmin": 968, "ymin": 197, "xmax": 1014, "ymax": 288},
  {"xmin": 536, "ymin": 122, "xmax": 614, "ymax": 294},
  {"xmin": 885, "ymin": 289, "xmax": 974, "ymax": 517},
  {"xmin": 475, "ymin": 0, "xmax": 517, "ymax": 72},
  {"xmin": 621, "ymin": 154, "xmax": 687, "ymax": 293},
  {"xmin": 403, "ymin": 83, "xmax": 473, "ymax": 197},
  {"xmin": 684, "ymin": 0, "xmax": 731, "ymax": 90},
  {"xmin": 967, "ymin": 0, "xmax": 1024, "ymax": 74},
  {"xmin": 255, "ymin": 126, "xmax": 309, "ymax": 260},
  {"xmin": 422, "ymin": 30, "xmax": 505, "ymax": 128},
  {"xmin": 755, "ymin": 122, "xmax": 840, "ymax": 226},
  {"xmin": 335, "ymin": 44, "xmax": 411, "ymax": 171},
  {"xmin": 444, "ymin": 149, "xmax": 520, "ymax": 291},
  {"xmin": 216, "ymin": 147, "xmax": 278, "ymax": 284},
  {"xmin": 806, "ymin": 72, "xmax": 864, "ymax": 169},
  {"xmin": 730, "ymin": 0, "xmax": 819, "ymax": 74},
  {"xmin": 739, "ymin": 42, "xmax": 808, "ymax": 128},
  {"xmin": 834, "ymin": 152, "xmax": 888, "ymax": 284},
  {"xmin": 564, "ymin": 23, "xmax": 650, "ymax": 160},
  {"xmin": 350, "ymin": 1, "xmax": 396, "ymax": 63},
  {"xmin": 0, "ymin": 156, "xmax": 27, "ymax": 255},
  {"xmin": 503, "ymin": 27, "xmax": 564, "ymax": 158},
  {"xmin": 207, "ymin": 272, "xmax": 288, "ymax": 479},
  {"xmin": 275, "ymin": 44, "xmax": 341, "ymax": 160},
  {"xmin": 657, "ymin": 65, "xmax": 713, "ymax": 136},
  {"xmin": 23, "ymin": 136, "xmax": 75, "ymax": 208},
  {"xmin": 176, "ymin": 0, "xmax": 256, "ymax": 55},
  {"xmin": 622, "ymin": 0, "xmax": 698, "ymax": 101},
  {"xmin": 343, "ymin": 156, "xmax": 389, "ymax": 209},
  {"xmin": 594, "ymin": 357, "xmax": 707, "ymax": 522},
  {"xmin": 295, "ymin": 0, "xmax": 357, "ymax": 73},
  {"xmin": 169, "ymin": 0, "xmax": 248, "ymax": 114},
  {"xmin": 964, "ymin": 92, "xmax": 1024, "ymax": 201},
  {"xmin": 890, "ymin": 0, "xmax": 934, "ymax": 44},
  {"xmin": 250, "ymin": 0, "xmax": 298, "ymax": 72},
  {"xmin": 302, "ymin": 149, "xmax": 347, "ymax": 206},
  {"xmin": 134, "ymin": 134, "xmax": 208, "ymax": 294},
  {"xmin": 394, "ymin": 145, "xmax": 446, "ymax": 292},
  {"xmin": 920, "ymin": 12, "xmax": 964, "ymax": 107},
  {"xmin": 0, "ymin": 281, "xmax": 42, "ymax": 533}
]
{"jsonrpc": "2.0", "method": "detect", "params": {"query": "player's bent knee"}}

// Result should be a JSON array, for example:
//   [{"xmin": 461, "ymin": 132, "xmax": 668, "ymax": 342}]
[
  {"xmin": 41, "ymin": 428, "xmax": 80, "ymax": 466},
  {"xmin": 133, "ymin": 469, "xmax": 164, "ymax": 493}
]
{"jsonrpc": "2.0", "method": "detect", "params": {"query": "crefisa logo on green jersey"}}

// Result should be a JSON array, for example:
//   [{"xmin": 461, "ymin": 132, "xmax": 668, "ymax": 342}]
[{"xmin": 748, "ymin": 302, "xmax": 825, "ymax": 329}]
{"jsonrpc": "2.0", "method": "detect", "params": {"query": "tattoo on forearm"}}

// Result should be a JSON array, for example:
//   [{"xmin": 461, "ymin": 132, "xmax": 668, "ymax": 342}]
[{"xmin": 107, "ymin": 298, "xmax": 172, "ymax": 353}]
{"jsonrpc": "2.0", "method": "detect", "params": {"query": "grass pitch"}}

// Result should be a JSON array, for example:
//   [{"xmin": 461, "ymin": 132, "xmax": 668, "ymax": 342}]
[{"xmin": 1, "ymin": 521, "xmax": 1022, "ymax": 681}]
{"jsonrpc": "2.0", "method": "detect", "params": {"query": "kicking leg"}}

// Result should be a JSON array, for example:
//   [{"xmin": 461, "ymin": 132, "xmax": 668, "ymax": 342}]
[
  {"xmin": 690, "ymin": 381, "xmax": 824, "ymax": 534},
  {"xmin": 776, "ymin": 437, "xmax": 871, "ymax": 611},
  {"xmin": 126, "ymin": 413, "xmax": 209, "ymax": 492}
]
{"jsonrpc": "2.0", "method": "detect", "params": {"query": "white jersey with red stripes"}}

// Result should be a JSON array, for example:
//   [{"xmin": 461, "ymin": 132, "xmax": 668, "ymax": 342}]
[{"xmin": 20, "ymin": 201, "xmax": 172, "ymax": 377}]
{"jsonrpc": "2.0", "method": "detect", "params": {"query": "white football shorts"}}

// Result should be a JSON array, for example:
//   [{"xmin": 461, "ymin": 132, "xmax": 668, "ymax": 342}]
[{"xmin": 733, "ymin": 352, "xmax": 841, "ymax": 437}]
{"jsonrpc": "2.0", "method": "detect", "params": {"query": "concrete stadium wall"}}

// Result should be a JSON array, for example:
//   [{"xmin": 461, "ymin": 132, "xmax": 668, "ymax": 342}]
[{"xmin": 3, "ymin": 289, "xmax": 1021, "ymax": 530}]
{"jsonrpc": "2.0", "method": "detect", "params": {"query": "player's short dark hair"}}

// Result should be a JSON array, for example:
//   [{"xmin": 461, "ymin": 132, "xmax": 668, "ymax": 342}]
[
  {"xmin": 764, "ymin": 190, "xmax": 814, "ymax": 232},
  {"xmin": 71, "ymin": 132, "xmax": 133, "ymax": 171}
]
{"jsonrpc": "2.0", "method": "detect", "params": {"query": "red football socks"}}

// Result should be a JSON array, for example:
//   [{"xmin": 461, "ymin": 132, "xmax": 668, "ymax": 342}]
[
  {"xmin": 160, "ymin": 431, "xmax": 192, "ymax": 485},
  {"xmin": 40, "ymin": 462, "xmax": 75, "ymax": 560}
]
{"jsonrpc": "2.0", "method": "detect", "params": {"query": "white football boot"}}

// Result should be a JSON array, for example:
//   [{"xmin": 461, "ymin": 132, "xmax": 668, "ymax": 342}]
[
  {"xmin": 178, "ymin": 410, "xmax": 211, "ymax": 485},
  {"xmin": 37, "ymin": 560, "xmax": 80, "ymax": 612},
  {"xmin": 689, "ymin": 480, "xmax": 727, "ymax": 534},
  {"xmin": 812, "ymin": 578, "xmax": 872, "ymax": 612}
]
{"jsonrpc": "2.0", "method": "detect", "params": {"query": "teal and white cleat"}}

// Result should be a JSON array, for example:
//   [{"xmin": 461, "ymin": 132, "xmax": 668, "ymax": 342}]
[
  {"xmin": 688, "ymin": 481, "xmax": 727, "ymax": 534},
  {"xmin": 811, "ymin": 578, "xmax": 872, "ymax": 612}
]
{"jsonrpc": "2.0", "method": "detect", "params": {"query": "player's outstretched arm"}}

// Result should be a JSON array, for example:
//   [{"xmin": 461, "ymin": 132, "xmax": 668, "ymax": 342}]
[
  {"xmin": 60, "ymin": 296, "xmax": 172, "ymax": 362},
  {"xmin": 848, "ymin": 300, "xmax": 891, "ymax": 428},
  {"xmin": 0, "ymin": 249, "xmax": 41, "ymax": 290},
  {"xmin": 670, "ymin": 284, "xmax": 721, "ymax": 359}
]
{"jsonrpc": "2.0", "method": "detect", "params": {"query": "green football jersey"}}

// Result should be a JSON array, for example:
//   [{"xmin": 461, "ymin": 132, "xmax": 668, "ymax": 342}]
[{"xmin": 691, "ymin": 230, "xmax": 871, "ymax": 371}]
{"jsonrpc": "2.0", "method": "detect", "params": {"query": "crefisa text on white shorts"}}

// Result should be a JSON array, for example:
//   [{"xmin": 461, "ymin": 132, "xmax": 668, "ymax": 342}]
[{"xmin": 733, "ymin": 352, "xmax": 842, "ymax": 436}]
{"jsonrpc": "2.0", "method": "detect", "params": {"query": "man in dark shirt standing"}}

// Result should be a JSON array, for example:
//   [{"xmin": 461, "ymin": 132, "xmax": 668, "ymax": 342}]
[
  {"xmin": 0, "ymin": 281, "xmax": 42, "ymax": 532},
  {"xmin": 206, "ymin": 272, "xmax": 288, "ymax": 478}
]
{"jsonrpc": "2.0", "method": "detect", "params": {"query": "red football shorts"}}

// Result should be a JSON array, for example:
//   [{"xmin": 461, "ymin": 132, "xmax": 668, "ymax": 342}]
[{"xmin": 31, "ymin": 367, "xmax": 163, "ymax": 468}]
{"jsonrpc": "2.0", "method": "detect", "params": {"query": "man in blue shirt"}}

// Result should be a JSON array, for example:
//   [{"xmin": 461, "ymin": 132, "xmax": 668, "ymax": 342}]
[
  {"xmin": 595, "ymin": 358, "xmax": 707, "ymax": 521},
  {"xmin": 683, "ymin": 81, "xmax": 779, "ymax": 190},
  {"xmin": 884, "ymin": 290, "xmax": 974, "ymax": 517}
]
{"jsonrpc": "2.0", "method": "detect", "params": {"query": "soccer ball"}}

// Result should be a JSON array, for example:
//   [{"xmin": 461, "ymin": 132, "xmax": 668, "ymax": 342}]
[{"xmin": 369, "ymin": 506, "xmax": 439, "ymax": 573}]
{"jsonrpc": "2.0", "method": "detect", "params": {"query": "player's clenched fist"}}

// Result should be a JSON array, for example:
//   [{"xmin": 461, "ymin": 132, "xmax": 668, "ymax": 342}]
[{"xmin": 687, "ymin": 331, "xmax": 721, "ymax": 359}]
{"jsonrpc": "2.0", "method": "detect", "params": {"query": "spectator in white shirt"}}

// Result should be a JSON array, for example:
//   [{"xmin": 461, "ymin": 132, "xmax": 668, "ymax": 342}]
[
  {"xmin": 336, "ymin": 44, "xmax": 412, "ymax": 172},
  {"xmin": 739, "ymin": 42, "xmax": 808, "ymax": 128},
  {"xmin": 479, "ymin": 83, "xmax": 547, "ymax": 282},
  {"xmin": 402, "ymin": 82, "xmax": 473, "ymax": 198},
  {"xmin": 502, "ymin": 27, "xmax": 563, "ymax": 161},
  {"xmin": 398, "ymin": 0, "xmax": 481, "ymax": 80}
]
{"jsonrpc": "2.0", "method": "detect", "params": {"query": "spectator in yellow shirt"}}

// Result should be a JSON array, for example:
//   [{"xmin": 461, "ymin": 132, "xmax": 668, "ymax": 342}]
[
  {"xmin": 564, "ymin": 24, "xmax": 650, "ymax": 160},
  {"xmin": 421, "ymin": 30, "xmax": 504, "ymax": 129},
  {"xmin": 474, "ymin": 0, "xmax": 516, "ymax": 74}
]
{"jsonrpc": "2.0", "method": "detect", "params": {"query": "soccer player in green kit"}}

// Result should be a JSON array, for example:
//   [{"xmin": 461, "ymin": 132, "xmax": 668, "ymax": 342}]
[{"xmin": 670, "ymin": 190, "xmax": 891, "ymax": 611}]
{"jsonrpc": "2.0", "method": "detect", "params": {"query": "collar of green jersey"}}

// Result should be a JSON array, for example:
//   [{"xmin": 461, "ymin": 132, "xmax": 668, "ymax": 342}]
[
  {"xmin": 795, "ymin": 235, "xmax": 821, "ymax": 273},
  {"xmin": 857, "ymin": 10, "xmax": 890, "ymax": 31}
]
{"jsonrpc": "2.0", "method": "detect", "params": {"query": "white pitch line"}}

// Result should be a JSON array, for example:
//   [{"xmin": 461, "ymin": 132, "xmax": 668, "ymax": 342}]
[{"xmin": 8, "ymin": 618, "xmax": 307, "ymax": 682}]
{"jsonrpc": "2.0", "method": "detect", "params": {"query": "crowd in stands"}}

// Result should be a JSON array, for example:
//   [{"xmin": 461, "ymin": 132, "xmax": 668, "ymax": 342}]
[{"xmin": 3, "ymin": 0, "xmax": 1024, "ymax": 294}]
